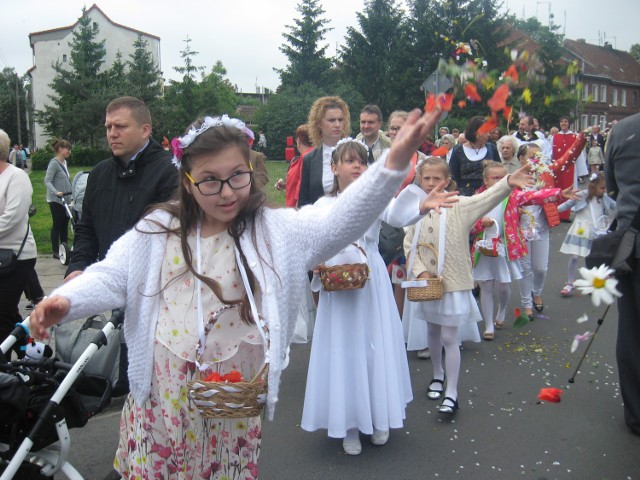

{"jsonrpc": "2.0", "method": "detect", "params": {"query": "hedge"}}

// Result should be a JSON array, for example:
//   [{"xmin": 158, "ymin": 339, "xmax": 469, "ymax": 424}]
[{"xmin": 31, "ymin": 146, "xmax": 112, "ymax": 171}]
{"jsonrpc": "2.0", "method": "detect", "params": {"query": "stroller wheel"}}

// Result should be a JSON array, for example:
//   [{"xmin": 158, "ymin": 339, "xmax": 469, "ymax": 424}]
[{"xmin": 59, "ymin": 243, "xmax": 71, "ymax": 266}]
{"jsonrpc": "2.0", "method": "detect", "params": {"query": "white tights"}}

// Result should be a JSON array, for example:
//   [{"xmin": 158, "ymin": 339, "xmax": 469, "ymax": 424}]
[
  {"xmin": 427, "ymin": 323, "xmax": 461, "ymax": 401},
  {"xmin": 478, "ymin": 280, "xmax": 511, "ymax": 333},
  {"xmin": 567, "ymin": 254, "xmax": 579, "ymax": 284},
  {"xmin": 518, "ymin": 231, "xmax": 550, "ymax": 308}
]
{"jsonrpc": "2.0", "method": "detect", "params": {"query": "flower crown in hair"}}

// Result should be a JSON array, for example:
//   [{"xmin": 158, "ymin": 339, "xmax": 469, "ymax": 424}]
[
  {"xmin": 335, "ymin": 137, "xmax": 367, "ymax": 149},
  {"xmin": 589, "ymin": 173, "xmax": 599, "ymax": 182},
  {"xmin": 171, "ymin": 115, "xmax": 253, "ymax": 169}
]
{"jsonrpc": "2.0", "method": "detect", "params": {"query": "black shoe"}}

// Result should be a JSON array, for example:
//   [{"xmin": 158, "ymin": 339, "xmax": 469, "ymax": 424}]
[
  {"xmin": 427, "ymin": 378, "xmax": 445, "ymax": 400},
  {"xmin": 438, "ymin": 396, "xmax": 459, "ymax": 415},
  {"xmin": 532, "ymin": 294, "xmax": 544, "ymax": 312}
]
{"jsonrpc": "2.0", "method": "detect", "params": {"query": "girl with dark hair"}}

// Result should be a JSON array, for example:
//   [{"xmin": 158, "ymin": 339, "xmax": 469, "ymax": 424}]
[
  {"xmin": 31, "ymin": 110, "xmax": 456, "ymax": 478},
  {"xmin": 44, "ymin": 139, "xmax": 72, "ymax": 258}
]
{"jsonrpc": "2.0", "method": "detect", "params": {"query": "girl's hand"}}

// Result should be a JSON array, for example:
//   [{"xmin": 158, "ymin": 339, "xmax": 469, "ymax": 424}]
[
  {"xmin": 386, "ymin": 108, "xmax": 441, "ymax": 171},
  {"xmin": 480, "ymin": 217, "xmax": 493, "ymax": 228},
  {"xmin": 561, "ymin": 186, "xmax": 580, "ymax": 200},
  {"xmin": 419, "ymin": 180, "xmax": 459, "ymax": 214},
  {"xmin": 417, "ymin": 271, "xmax": 435, "ymax": 279},
  {"xmin": 30, "ymin": 296, "xmax": 71, "ymax": 340},
  {"xmin": 507, "ymin": 164, "xmax": 535, "ymax": 190},
  {"xmin": 275, "ymin": 178, "xmax": 286, "ymax": 190}
]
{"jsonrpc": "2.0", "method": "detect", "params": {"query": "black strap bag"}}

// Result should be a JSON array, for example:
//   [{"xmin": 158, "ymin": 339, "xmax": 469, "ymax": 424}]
[
  {"xmin": 0, "ymin": 223, "xmax": 30, "ymax": 277},
  {"xmin": 378, "ymin": 221, "xmax": 405, "ymax": 266}
]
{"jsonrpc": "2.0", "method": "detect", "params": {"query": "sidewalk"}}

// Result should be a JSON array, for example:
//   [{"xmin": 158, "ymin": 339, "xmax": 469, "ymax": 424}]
[{"xmin": 19, "ymin": 254, "xmax": 68, "ymax": 313}]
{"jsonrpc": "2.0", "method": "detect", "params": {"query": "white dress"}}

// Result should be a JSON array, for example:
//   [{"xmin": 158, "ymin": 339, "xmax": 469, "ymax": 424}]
[
  {"xmin": 472, "ymin": 204, "xmax": 523, "ymax": 283},
  {"xmin": 301, "ymin": 196, "xmax": 412, "ymax": 438}
]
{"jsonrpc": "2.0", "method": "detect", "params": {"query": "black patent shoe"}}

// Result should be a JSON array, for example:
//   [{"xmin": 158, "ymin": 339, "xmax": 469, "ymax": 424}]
[
  {"xmin": 438, "ymin": 396, "xmax": 459, "ymax": 415},
  {"xmin": 427, "ymin": 378, "xmax": 445, "ymax": 400}
]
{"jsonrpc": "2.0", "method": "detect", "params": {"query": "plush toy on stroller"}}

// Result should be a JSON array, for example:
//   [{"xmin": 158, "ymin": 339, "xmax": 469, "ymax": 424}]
[{"xmin": 0, "ymin": 312, "xmax": 123, "ymax": 480}]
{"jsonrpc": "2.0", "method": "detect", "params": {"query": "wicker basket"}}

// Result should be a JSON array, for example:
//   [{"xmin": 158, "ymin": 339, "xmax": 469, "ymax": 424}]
[
  {"xmin": 477, "ymin": 220, "xmax": 504, "ymax": 257},
  {"xmin": 188, "ymin": 306, "xmax": 269, "ymax": 419},
  {"xmin": 318, "ymin": 244, "xmax": 369, "ymax": 291},
  {"xmin": 406, "ymin": 243, "xmax": 444, "ymax": 301}
]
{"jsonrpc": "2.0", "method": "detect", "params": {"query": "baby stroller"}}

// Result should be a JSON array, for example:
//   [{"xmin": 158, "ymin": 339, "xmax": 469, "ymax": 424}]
[
  {"xmin": 58, "ymin": 171, "xmax": 89, "ymax": 267},
  {"xmin": 57, "ymin": 194, "xmax": 74, "ymax": 267},
  {"xmin": 0, "ymin": 311, "xmax": 123, "ymax": 479}
]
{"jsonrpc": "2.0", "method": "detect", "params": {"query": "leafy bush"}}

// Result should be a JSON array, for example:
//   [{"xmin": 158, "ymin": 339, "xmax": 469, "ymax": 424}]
[{"xmin": 31, "ymin": 146, "xmax": 111, "ymax": 171}]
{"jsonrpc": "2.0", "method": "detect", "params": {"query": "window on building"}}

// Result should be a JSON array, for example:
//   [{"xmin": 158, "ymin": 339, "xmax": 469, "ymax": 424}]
[
  {"xmin": 612, "ymin": 89, "xmax": 618, "ymax": 106},
  {"xmin": 591, "ymin": 115, "xmax": 598, "ymax": 127},
  {"xmin": 62, "ymin": 54, "xmax": 67, "ymax": 63},
  {"xmin": 621, "ymin": 90, "xmax": 627, "ymax": 107},
  {"xmin": 592, "ymin": 84, "xmax": 599, "ymax": 102},
  {"xmin": 582, "ymin": 83, "xmax": 589, "ymax": 100},
  {"xmin": 600, "ymin": 85, "xmax": 607, "ymax": 103},
  {"xmin": 633, "ymin": 92, "xmax": 638, "ymax": 108},
  {"xmin": 600, "ymin": 116, "xmax": 607, "ymax": 130},
  {"xmin": 581, "ymin": 115, "xmax": 588, "ymax": 130}
]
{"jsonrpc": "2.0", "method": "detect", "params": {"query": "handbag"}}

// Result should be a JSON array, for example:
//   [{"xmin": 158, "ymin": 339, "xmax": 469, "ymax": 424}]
[
  {"xmin": 53, "ymin": 311, "xmax": 124, "ymax": 393},
  {"xmin": 586, "ymin": 208, "xmax": 640, "ymax": 275},
  {"xmin": 0, "ymin": 223, "xmax": 30, "ymax": 277},
  {"xmin": 28, "ymin": 204, "xmax": 37, "ymax": 217},
  {"xmin": 378, "ymin": 221, "xmax": 405, "ymax": 265},
  {"xmin": 403, "ymin": 215, "xmax": 445, "ymax": 302},
  {"xmin": 318, "ymin": 243, "xmax": 369, "ymax": 291}
]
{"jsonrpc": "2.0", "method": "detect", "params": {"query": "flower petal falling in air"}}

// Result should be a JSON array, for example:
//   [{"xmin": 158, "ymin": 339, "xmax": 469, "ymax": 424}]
[
  {"xmin": 576, "ymin": 313, "xmax": 589, "ymax": 323},
  {"xmin": 571, "ymin": 331, "xmax": 593, "ymax": 353},
  {"xmin": 464, "ymin": 83, "xmax": 482, "ymax": 102},
  {"xmin": 431, "ymin": 146, "xmax": 449, "ymax": 157},
  {"xmin": 487, "ymin": 83, "xmax": 510, "ymax": 112}
]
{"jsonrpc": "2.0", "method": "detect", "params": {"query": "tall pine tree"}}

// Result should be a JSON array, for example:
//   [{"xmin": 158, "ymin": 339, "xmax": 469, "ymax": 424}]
[
  {"xmin": 277, "ymin": 0, "xmax": 334, "ymax": 90},
  {"xmin": 127, "ymin": 34, "xmax": 163, "ymax": 104},
  {"xmin": 37, "ymin": 8, "xmax": 108, "ymax": 146}
]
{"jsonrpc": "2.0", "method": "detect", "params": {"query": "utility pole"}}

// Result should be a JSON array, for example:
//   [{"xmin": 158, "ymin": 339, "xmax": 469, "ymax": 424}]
[{"xmin": 15, "ymin": 73, "xmax": 22, "ymax": 145}]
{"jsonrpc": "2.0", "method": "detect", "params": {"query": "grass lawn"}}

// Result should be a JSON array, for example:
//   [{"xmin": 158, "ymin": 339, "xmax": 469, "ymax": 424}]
[{"xmin": 29, "ymin": 161, "xmax": 290, "ymax": 254}]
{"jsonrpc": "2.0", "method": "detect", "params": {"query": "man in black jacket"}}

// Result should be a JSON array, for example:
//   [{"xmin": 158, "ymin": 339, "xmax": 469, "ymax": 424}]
[{"xmin": 65, "ymin": 96, "xmax": 178, "ymax": 279}]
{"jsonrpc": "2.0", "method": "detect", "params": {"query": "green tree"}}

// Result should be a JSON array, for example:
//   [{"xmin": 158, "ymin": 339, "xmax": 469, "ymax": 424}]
[
  {"xmin": 104, "ymin": 51, "xmax": 129, "ymax": 99},
  {"xmin": 0, "ymin": 68, "xmax": 29, "ymax": 147},
  {"xmin": 126, "ymin": 34, "xmax": 163, "ymax": 104},
  {"xmin": 277, "ymin": 0, "xmax": 334, "ymax": 90},
  {"xmin": 630, "ymin": 43, "xmax": 640, "ymax": 63},
  {"xmin": 196, "ymin": 61, "xmax": 238, "ymax": 116},
  {"xmin": 512, "ymin": 15, "xmax": 577, "ymax": 129},
  {"xmin": 36, "ymin": 8, "xmax": 108, "ymax": 146},
  {"xmin": 339, "ymin": 0, "xmax": 410, "ymax": 115}
]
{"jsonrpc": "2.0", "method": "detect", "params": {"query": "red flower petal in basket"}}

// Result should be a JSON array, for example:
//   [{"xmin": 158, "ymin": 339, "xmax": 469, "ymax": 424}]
[
  {"xmin": 487, "ymin": 84, "xmax": 510, "ymax": 113},
  {"xmin": 464, "ymin": 83, "xmax": 482, "ymax": 102},
  {"xmin": 203, "ymin": 372, "xmax": 223, "ymax": 382},
  {"xmin": 538, "ymin": 387, "xmax": 564, "ymax": 403},
  {"xmin": 431, "ymin": 146, "xmax": 449, "ymax": 157},
  {"xmin": 222, "ymin": 370, "xmax": 244, "ymax": 383}
]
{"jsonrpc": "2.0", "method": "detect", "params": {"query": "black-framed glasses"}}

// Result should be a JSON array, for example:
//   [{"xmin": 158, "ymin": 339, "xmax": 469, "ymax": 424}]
[{"xmin": 184, "ymin": 171, "xmax": 253, "ymax": 196}]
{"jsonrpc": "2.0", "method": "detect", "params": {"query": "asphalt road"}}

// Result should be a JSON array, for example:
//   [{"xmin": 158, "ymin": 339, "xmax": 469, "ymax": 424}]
[{"xmin": 17, "ymin": 222, "xmax": 640, "ymax": 480}]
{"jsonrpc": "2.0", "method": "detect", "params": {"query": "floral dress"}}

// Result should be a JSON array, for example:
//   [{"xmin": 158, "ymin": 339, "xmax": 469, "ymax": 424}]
[{"xmin": 114, "ymin": 226, "xmax": 264, "ymax": 480}]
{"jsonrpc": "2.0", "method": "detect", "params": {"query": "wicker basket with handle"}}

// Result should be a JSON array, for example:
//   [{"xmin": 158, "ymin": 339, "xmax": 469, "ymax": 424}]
[
  {"xmin": 406, "ymin": 243, "xmax": 444, "ymax": 301},
  {"xmin": 318, "ymin": 243, "xmax": 369, "ymax": 291},
  {"xmin": 477, "ymin": 220, "xmax": 505, "ymax": 257},
  {"xmin": 187, "ymin": 305, "xmax": 269, "ymax": 419}
]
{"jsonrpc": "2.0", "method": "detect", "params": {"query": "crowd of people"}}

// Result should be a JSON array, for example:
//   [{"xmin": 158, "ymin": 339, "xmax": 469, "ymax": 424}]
[{"xmin": 1, "ymin": 93, "xmax": 638, "ymax": 479}]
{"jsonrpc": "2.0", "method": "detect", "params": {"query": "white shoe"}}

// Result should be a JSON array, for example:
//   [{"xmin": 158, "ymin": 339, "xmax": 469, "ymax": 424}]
[
  {"xmin": 342, "ymin": 437, "xmax": 362, "ymax": 455},
  {"xmin": 371, "ymin": 429, "xmax": 389, "ymax": 446},
  {"xmin": 417, "ymin": 348, "xmax": 431, "ymax": 359}
]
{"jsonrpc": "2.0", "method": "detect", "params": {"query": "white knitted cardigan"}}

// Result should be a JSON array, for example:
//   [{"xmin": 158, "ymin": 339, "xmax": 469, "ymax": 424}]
[{"xmin": 51, "ymin": 154, "xmax": 407, "ymax": 419}]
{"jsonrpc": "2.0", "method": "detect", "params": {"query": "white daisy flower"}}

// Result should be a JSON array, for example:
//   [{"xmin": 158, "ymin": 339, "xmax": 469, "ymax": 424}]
[{"xmin": 573, "ymin": 265, "xmax": 622, "ymax": 307}]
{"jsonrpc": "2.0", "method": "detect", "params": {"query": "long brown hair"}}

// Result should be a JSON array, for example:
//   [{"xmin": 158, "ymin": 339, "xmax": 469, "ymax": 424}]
[
  {"xmin": 145, "ymin": 120, "xmax": 268, "ymax": 325},
  {"xmin": 327, "ymin": 140, "xmax": 368, "ymax": 196}
]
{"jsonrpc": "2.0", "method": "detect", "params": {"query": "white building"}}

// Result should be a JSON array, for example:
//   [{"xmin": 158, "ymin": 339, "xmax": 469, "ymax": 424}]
[{"xmin": 28, "ymin": 4, "xmax": 161, "ymax": 148}]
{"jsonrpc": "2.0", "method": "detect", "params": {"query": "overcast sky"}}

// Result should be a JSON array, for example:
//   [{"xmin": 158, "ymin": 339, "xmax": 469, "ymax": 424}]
[{"xmin": 1, "ymin": 0, "xmax": 638, "ymax": 93}]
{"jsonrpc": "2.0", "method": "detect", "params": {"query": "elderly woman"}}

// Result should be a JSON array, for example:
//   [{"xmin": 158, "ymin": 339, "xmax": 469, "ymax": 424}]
[
  {"xmin": 298, "ymin": 96, "xmax": 351, "ymax": 207},
  {"xmin": 0, "ymin": 129, "xmax": 37, "ymax": 358},
  {"xmin": 439, "ymin": 134, "xmax": 455, "ymax": 164},
  {"xmin": 44, "ymin": 139, "xmax": 73, "ymax": 259},
  {"xmin": 449, "ymin": 116, "xmax": 500, "ymax": 196},
  {"xmin": 497, "ymin": 135, "xmax": 520, "ymax": 174}
]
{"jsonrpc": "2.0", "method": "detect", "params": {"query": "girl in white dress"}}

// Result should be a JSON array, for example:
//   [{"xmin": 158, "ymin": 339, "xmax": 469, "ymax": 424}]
[
  {"xmin": 387, "ymin": 157, "xmax": 534, "ymax": 415},
  {"xmin": 302, "ymin": 139, "xmax": 414, "ymax": 456},
  {"xmin": 558, "ymin": 172, "xmax": 616, "ymax": 296}
]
